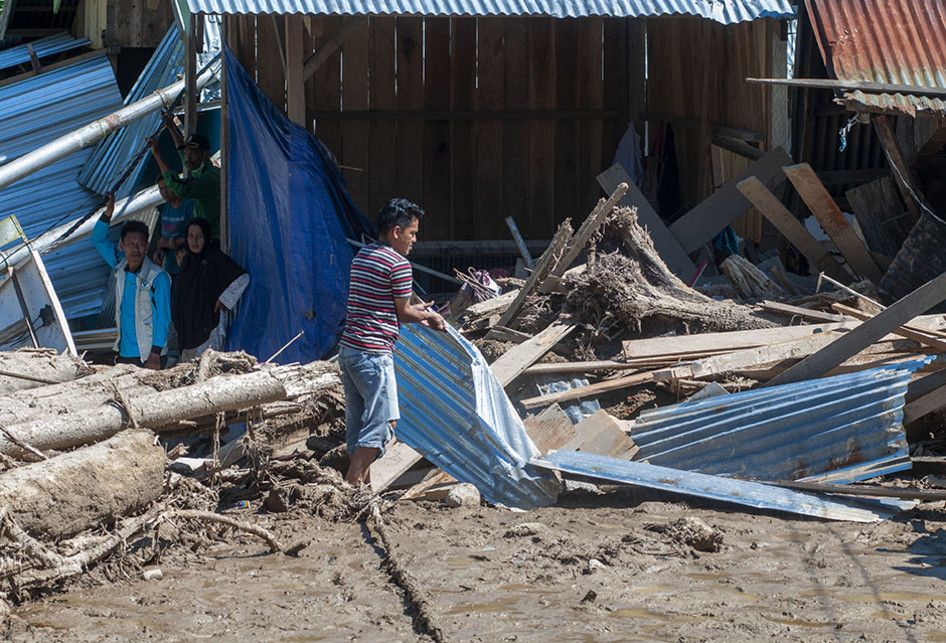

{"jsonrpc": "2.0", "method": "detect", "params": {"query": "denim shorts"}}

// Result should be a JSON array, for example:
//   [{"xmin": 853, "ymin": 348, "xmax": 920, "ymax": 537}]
[{"xmin": 338, "ymin": 344, "xmax": 400, "ymax": 455}]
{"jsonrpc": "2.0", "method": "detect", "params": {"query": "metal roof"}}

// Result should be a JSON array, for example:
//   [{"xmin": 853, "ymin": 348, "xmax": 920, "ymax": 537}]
[
  {"xmin": 0, "ymin": 32, "xmax": 90, "ymax": 72},
  {"xmin": 394, "ymin": 324, "xmax": 562, "ymax": 509},
  {"xmin": 534, "ymin": 450, "xmax": 908, "ymax": 522},
  {"xmin": 186, "ymin": 0, "xmax": 793, "ymax": 22},
  {"xmin": 78, "ymin": 25, "xmax": 184, "ymax": 197},
  {"xmin": 806, "ymin": 0, "xmax": 946, "ymax": 115},
  {"xmin": 0, "ymin": 56, "xmax": 125, "ymax": 319},
  {"xmin": 628, "ymin": 359, "xmax": 931, "ymax": 484}
]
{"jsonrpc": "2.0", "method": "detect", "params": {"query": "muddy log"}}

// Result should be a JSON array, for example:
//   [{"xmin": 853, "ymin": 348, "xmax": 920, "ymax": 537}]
[
  {"xmin": 565, "ymin": 207, "xmax": 774, "ymax": 333},
  {"xmin": 0, "ymin": 350, "xmax": 89, "ymax": 396},
  {"xmin": 0, "ymin": 362, "xmax": 340, "ymax": 458},
  {"xmin": 0, "ymin": 430, "xmax": 164, "ymax": 540}
]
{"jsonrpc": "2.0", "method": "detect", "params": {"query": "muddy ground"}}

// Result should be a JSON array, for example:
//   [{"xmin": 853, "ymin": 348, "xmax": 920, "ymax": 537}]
[{"xmin": 8, "ymin": 486, "xmax": 946, "ymax": 642}]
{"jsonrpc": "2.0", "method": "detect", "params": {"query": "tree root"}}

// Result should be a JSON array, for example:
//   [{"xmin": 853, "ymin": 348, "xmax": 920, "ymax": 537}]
[{"xmin": 165, "ymin": 509, "xmax": 285, "ymax": 553}]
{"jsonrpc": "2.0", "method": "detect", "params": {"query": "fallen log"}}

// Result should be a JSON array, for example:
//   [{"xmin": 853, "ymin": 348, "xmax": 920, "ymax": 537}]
[
  {"xmin": 0, "ymin": 362, "xmax": 340, "ymax": 458},
  {"xmin": 0, "ymin": 350, "xmax": 88, "ymax": 396},
  {"xmin": 0, "ymin": 430, "xmax": 164, "ymax": 540}
]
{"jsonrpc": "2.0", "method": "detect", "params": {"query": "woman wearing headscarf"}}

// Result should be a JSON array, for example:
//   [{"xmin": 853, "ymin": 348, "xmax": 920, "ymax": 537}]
[{"xmin": 172, "ymin": 218, "xmax": 249, "ymax": 361}]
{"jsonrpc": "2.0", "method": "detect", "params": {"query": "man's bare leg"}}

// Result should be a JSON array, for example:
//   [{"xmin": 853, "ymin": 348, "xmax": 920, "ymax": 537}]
[{"xmin": 344, "ymin": 421, "xmax": 397, "ymax": 486}]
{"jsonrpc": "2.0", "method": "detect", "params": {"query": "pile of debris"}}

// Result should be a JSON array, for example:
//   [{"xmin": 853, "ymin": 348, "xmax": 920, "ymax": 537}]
[{"xmin": 0, "ymin": 350, "xmax": 358, "ymax": 617}]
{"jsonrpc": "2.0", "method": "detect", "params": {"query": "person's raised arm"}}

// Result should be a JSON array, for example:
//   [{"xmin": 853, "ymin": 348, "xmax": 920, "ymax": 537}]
[
  {"xmin": 91, "ymin": 193, "xmax": 119, "ymax": 268},
  {"xmin": 161, "ymin": 112, "xmax": 185, "ymax": 150}
]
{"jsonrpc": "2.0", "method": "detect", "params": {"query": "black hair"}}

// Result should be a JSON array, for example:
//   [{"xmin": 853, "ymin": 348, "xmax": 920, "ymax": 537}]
[
  {"xmin": 377, "ymin": 198, "xmax": 424, "ymax": 235},
  {"xmin": 120, "ymin": 220, "xmax": 150, "ymax": 242},
  {"xmin": 185, "ymin": 216, "xmax": 212, "ymax": 241}
]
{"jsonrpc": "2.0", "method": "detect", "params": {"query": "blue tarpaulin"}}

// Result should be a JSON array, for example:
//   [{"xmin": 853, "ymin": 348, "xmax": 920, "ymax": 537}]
[{"xmin": 225, "ymin": 46, "xmax": 373, "ymax": 363}]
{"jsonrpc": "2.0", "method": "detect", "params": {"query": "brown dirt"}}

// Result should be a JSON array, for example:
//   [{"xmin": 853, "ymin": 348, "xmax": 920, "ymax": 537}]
[{"xmin": 8, "ymin": 488, "xmax": 946, "ymax": 641}]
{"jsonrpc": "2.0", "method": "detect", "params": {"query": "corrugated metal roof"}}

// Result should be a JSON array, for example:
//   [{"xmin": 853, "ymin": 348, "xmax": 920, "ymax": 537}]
[
  {"xmin": 78, "ymin": 26, "xmax": 184, "ymax": 197},
  {"xmin": 187, "ymin": 0, "xmax": 793, "ymax": 22},
  {"xmin": 0, "ymin": 56, "xmax": 125, "ymax": 319},
  {"xmin": 806, "ymin": 0, "xmax": 946, "ymax": 115},
  {"xmin": 394, "ymin": 324, "xmax": 562, "ymax": 509},
  {"xmin": 628, "ymin": 359, "xmax": 931, "ymax": 484},
  {"xmin": 534, "ymin": 450, "xmax": 911, "ymax": 522},
  {"xmin": 0, "ymin": 32, "xmax": 90, "ymax": 72}
]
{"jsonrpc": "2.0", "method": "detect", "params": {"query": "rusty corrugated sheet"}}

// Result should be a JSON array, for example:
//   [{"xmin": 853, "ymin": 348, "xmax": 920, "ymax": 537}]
[{"xmin": 806, "ymin": 0, "xmax": 946, "ymax": 115}]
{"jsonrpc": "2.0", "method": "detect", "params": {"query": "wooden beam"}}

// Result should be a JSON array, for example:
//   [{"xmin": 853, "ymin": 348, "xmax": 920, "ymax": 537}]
[
  {"xmin": 782, "ymin": 163, "xmax": 883, "ymax": 283},
  {"xmin": 520, "ymin": 371, "xmax": 654, "ymax": 410},
  {"xmin": 0, "ymin": 49, "xmax": 108, "ymax": 88},
  {"xmin": 783, "ymin": 163, "xmax": 883, "ymax": 284},
  {"xmin": 711, "ymin": 136, "xmax": 765, "ymax": 161},
  {"xmin": 746, "ymin": 77, "xmax": 946, "ymax": 99},
  {"xmin": 489, "ymin": 317, "xmax": 578, "ymax": 387},
  {"xmin": 737, "ymin": 176, "xmax": 849, "ymax": 281},
  {"xmin": 768, "ymin": 271, "xmax": 946, "ymax": 386},
  {"xmin": 597, "ymin": 165, "xmax": 697, "ymax": 281},
  {"xmin": 285, "ymin": 15, "xmax": 306, "ymax": 127},
  {"xmin": 302, "ymin": 18, "xmax": 360, "ymax": 81},
  {"xmin": 312, "ymin": 109, "xmax": 620, "ymax": 121},
  {"xmin": 760, "ymin": 300, "xmax": 853, "ymax": 324},
  {"xmin": 904, "ymin": 383, "xmax": 946, "ymax": 424},
  {"xmin": 669, "ymin": 147, "xmax": 791, "ymax": 254},
  {"xmin": 184, "ymin": 13, "xmax": 199, "ymax": 140},
  {"xmin": 831, "ymin": 303, "xmax": 946, "ymax": 352},
  {"xmin": 654, "ymin": 333, "xmax": 842, "ymax": 381},
  {"xmin": 566, "ymin": 411, "xmax": 638, "ymax": 459},
  {"xmin": 492, "ymin": 221, "xmax": 572, "ymax": 330},
  {"xmin": 523, "ymin": 360, "xmax": 638, "ymax": 376},
  {"xmin": 487, "ymin": 325, "xmax": 532, "ymax": 344},
  {"xmin": 523, "ymin": 404, "xmax": 577, "ymax": 455}
]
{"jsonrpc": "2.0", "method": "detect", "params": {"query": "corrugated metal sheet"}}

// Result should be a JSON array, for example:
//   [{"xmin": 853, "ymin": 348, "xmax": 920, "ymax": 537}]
[
  {"xmin": 394, "ymin": 324, "xmax": 562, "ymax": 509},
  {"xmin": 0, "ymin": 32, "xmax": 90, "ymax": 72},
  {"xmin": 78, "ymin": 25, "xmax": 184, "ymax": 197},
  {"xmin": 187, "ymin": 0, "xmax": 793, "ymax": 22},
  {"xmin": 806, "ymin": 0, "xmax": 946, "ymax": 115},
  {"xmin": 0, "ymin": 56, "xmax": 125, "ymax": 319},
  {"xmin": 628, "ymin": 359, "xmax": 931, "ymax": 484},
  {"xmin": 534, "ymin": 450, "xmax": 910, "ymax": 523}
]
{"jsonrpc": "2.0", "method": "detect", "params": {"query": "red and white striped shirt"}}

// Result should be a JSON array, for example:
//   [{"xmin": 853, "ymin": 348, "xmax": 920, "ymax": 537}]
[{"xmin": 340, "ymin": 243, "xmax": 413, "ymax": 353}]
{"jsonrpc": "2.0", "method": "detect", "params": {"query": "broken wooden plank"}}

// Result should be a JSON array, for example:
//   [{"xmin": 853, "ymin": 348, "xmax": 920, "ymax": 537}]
[
  {"xmin": 399, "ymin": 469, "xmax": 456, "ymax": 501},
  {"xmin": 370, "ymin": 441, "xmax": 424, "ymax": 493},
  {"xmin": 545, "ymin": 182, "xmax": 629, "ymax": 284},
  {"xmin": 760, "ymin": 300, "xmax": 854, "ymax": 323},
  {"xmin": 597, "ymin": 165, "xmax": 696, "ymax": 281},
  {"xmin": 523, "ymin": 404, "xmax": 578, "ymax": 454},
  {"xmin": 523, "ymin": 360, "xmax": 637, "ymax": 376},
  {"xmin": 782, "ymin": 163, "xmax": 883, "ymax": 283},
  {"xmin": 486, "ymin": 325, "xmax": 532, "ymax": 344},
  {"xmin": 520, "ymin": 371, "xmax": 653, "ymax": 410},
  {"xmin": 831, "ymin": 303, "xmax": 946, "ymax": 353},
  {"xmin": 654, "ymin": 333, "xmax": 841, "ymax": 381},
  {"xmin": 736, "ymin": 176, "xmax": 848, "ymax": 281},
  {"xmin": 768, "ymin": 271, "xmax": 946, "ymax": 386},
  {"xmin": 669, "ymin": 146, "xmax": 791, "ymax": 254},
  {"xmin": 494, "ymin": 221, "xmax": 572, "ymax": 330},
  {"xmin": 462, "ymin": 288, "xmax": 519, "ymax": 318},
  {"xmin": 564, "ymin": 410, "xmax": 639, "ymax": 459},
  {"xmin": 490, "ymin": 317, "xmax": 578, "ymax": 387}
]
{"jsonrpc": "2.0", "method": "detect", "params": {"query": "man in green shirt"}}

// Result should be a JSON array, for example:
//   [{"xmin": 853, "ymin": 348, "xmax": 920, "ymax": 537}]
[{"xmin": 148, "ymin": 116, "xmax": 220, "ymax": 239}]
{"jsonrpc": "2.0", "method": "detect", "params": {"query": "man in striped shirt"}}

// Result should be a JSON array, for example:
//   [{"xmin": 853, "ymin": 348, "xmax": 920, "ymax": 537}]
[{"xmin": 339, "ymin": 198, "xmax": 446, "ymax": 485}]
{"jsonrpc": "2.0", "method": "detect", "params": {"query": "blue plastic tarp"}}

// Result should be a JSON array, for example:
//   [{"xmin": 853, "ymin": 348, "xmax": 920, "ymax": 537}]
[{"xmin": 224, "ymin": 46, "xmax": 373, "ymax": 362}]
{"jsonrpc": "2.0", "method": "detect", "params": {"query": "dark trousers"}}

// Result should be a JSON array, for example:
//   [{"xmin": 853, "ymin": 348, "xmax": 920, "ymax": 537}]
[{"xmin": 114, "ymin": 354, "xmax": 167, "ymax": 368}]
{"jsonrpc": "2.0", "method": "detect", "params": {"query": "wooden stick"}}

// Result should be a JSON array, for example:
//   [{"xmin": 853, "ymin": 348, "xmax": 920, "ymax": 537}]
[
  {"xmin": 167, "ymin": 509, "xmax": 285, "ymax": 553},
  {"xmin": 831, "ymin": 303, "xmax": 946, "ymax": 352},
  {"xmin": 520, "ymin": 371, "xmax": 654, "ymax": 410}
]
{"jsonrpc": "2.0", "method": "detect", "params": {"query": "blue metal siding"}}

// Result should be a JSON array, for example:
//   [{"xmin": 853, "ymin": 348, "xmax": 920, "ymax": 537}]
[
  {"xmin": 186, "ymin": 0, "xmax": 793, "ymax": 22},
  {"xmin": 534, "ymin": 450, "xmax": 909, "ymax": 523},
  {"xmin": 629, "ymin": 359, "xmax": 932, "ymax": 484},
  {"xmin": 0, "ymin": 57, "xmax": 124, "ymax": 319},
  {"xmin": 394, "ymin": 324, "xmax": 562, "ymax": 509},
  {"xmin": 0, "ymin": 32, "xmax": 90, "ymax": 72},
  {"xmin": 78, "ymin": 26, "xmax": 184, "ymax": 197}
]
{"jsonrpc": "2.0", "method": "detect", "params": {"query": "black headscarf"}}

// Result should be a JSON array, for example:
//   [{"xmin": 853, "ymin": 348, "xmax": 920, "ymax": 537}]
[{"xmin": 171, "ymin": 218, "xmax": 246, "ymax": 350}]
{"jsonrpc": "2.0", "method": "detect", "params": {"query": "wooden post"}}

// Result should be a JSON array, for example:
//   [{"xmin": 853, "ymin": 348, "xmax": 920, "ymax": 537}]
[
  {"xmin": 874, "ymin": 114, "xmax": 922, "ymax": 223},
  {"xmin": 220, "ymin": 20, "xmax": 230, "ymax": 253},
  {"xmin": 184, "ymin": 13, "xmax": 198, "ymax": 178},
  {"xmin": 285, "ymin": 15, "xmax": 306, "ymax": 127}
]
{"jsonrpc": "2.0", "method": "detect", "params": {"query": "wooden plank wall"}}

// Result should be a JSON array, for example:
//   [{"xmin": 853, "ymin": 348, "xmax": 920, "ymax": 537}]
[
  {"xmin": 226, "ymin": 15, "xmax": 631, "ymax": 241},
  {"xmin": 646, "ymin": 17, "xmax": 777, "ymax": 243}
]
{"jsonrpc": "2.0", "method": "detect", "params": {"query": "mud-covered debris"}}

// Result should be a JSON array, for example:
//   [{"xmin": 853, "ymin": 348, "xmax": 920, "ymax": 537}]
[
  {"xmin": 504, "ymin": 522, "xmax": 549, "ymax": 538},
  {"xmin": 646, "ymin": 517, "xmax": 723, "ymax": 553},
  {"xmin": 444, "ymin": 483, "xmax": 481, "ymax": 508}
]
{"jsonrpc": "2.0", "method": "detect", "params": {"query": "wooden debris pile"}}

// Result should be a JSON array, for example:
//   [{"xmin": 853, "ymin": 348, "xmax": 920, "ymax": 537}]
[{"xmin": 0, "ymin": 349, "xmax": 357, "ymax": 617}]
